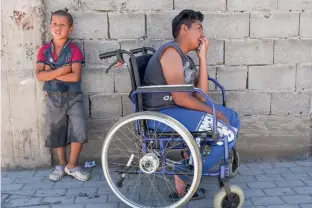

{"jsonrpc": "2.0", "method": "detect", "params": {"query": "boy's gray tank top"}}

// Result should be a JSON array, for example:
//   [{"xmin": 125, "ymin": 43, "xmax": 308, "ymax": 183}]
[{"xmin": 142, "ymin": 41, "xmax": 198, "ymax": 110}]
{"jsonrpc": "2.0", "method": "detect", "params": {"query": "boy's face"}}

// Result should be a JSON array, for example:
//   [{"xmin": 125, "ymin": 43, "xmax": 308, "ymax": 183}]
[
  {"xmin": 182, "ymin": 20, "xmax": 204, "ymax": 50},
  {"xmin": 50, "ymin": 15, "xmax": 73, "ymax": 40}
]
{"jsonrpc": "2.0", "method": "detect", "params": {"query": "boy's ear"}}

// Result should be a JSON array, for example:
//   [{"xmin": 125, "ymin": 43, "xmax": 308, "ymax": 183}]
[
  {"xmin": 69, "ymin": 25, "xmax": 74, "ymax": 34},
  {"xmin": 181, "ymin": 24, "xmax": 188, "ymax": 35}
]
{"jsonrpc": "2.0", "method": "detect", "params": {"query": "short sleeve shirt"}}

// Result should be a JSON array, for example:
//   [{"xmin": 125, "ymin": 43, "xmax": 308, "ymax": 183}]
[{"xmin": 37, "ymin": 40, "xmax": 85, "ymax": 92}]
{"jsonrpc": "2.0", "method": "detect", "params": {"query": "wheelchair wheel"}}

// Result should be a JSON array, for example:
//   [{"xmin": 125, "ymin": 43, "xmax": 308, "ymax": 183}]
[
  {"xmin": 213, "ymin": 185, "xmax": 244, "ymax": 208},
  {"xmin": 228, "ymin": 147, "xmax": 240, "ymax": 178},
  {"xmin": 101, "ymin": 111, "xmax": 202, "ymax": 208}
]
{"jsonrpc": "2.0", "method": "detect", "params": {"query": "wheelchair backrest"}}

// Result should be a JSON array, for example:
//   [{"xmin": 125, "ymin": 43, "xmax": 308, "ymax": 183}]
[{"xmin": 128, "ymin": 54, "xmax": 154, "ymax": 112}]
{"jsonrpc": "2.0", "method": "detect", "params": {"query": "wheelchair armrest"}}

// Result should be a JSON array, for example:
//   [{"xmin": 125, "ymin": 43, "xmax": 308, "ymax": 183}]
[
  {"xmin": 133, "ymin": 84, "xmax": 219, "ymax": 139},
  {"xmin": 208, "ymin": 76, "xmax": 226, "ymax": 107},
  {"xmin": 136, "ymin": 84, "xmax": 195, "ymax": 93}
]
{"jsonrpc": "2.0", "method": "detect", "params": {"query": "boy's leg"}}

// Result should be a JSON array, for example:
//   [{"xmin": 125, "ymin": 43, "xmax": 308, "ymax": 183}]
[
  {"xmin": 64, "ymin": 93, "xmax": 90, "ymax": 181},
  {"xmin": 57, "ymin": 147, "xmax": 67, "ymax": 166},
  {"xmin": 67, "ymin": 142, "xmax": 82, "ymax": 169},
  {"xmin": 205, "ymin": 102, "xmax": 241, "ymax": 130},
  {"xmin": 44, "ymin": 92, "xmax": 68, "ymax": 181}
]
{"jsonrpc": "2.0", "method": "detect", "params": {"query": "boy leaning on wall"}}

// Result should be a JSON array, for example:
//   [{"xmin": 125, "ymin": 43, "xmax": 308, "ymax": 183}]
[{"xmin": 35, "ymin": 9, "xmax": 90, "ymax": 181}]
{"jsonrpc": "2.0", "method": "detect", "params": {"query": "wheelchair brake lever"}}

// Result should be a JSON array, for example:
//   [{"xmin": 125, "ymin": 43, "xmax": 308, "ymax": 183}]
[
  {"xmin": 105, "ymin": 61, "xmax": 117, "ymax": 73},
  {"xmin": 105, "ymin": 50, "xmax": 126, "ymax": 73}
]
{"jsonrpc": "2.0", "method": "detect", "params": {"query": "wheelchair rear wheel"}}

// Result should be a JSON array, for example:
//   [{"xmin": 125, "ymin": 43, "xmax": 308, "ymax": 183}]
[{"xmin": 101, "ymin": 111, "xmax": 202, "ymax": 208}]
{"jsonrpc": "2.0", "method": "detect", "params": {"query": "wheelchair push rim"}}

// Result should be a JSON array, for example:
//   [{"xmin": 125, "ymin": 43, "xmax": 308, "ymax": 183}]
[{"xmin": 101, "ymin": 111, "xmax": 202, "ymax": 208}]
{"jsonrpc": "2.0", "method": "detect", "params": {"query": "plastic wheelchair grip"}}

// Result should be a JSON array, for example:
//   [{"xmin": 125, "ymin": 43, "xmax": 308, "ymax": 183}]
[{"xmin": 99, "ymin": 51, "xmax": 117, "ymax": 59}]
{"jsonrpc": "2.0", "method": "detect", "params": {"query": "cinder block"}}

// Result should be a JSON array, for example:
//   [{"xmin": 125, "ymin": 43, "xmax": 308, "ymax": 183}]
[
  {"xmin": 122, "ymin": 94, "xmax": 134, "ymax": 116},
  {"xmin": 216, "ymin": 66, "xmax": 247, "ymax": 90},
  {"xmin": 80, "ymin": 0, "xmax": 116, "ymax": 11},
  {"xmin": 175, "ymin": 0, "xmax": 226, "ymax": 11},
  {"xmin": 81, "ymin": 66, "xmax": 114, "ymax": 93},
  {"xmin": 44, "ymin": 0, "xmax": 79, "ymax": 11},
  {"xmin": 82, "ymin": 0, "xmax": 172, "ymax": 11},
  {"xmin": 146, "ymin": 12, "xmax": 178, "ymax": 39},
  {"xmin": 227, "ymin": 0, "xmax": 277, "ymax": 11},
  {"xmin": 225, "ymin": 40, "xmax": 273, "ymax": 65},
  {"xmin": 249, "ymin": 65, "xmax": 296, "ymax": 90},
  {"xmin": 226, "ymin": 91, "xmax": 271, "ymax": 115},
  {"xmin": 297, "ymin": 64, "xmax": 312, "ymax": 90},
  {"xmin": 71, "ymin": 11, "xmax": 108, "ymax": 39},
  {"xmin": 271, "ymin": 91, "xmax": 312, "ymax": 115},
  {"xmin": 120, "ymin": 39, "xmax": 167, "ymax": 51},
  {"xmin": 84, "ymin": 40, "xmax": 120, "ymax": 65},
  {"xmin": 203, "ymin": 13, "xmax": 249, "ymax": 39},
  {"xmin": 274, "ymin": 40, "xmax": 312, "ymax": 64},
  {"xmin": 109, "ymin": 13, "xmax": 145, "ymax": 39},
  {"xmin": 120, "ymin": 0, "xmax": 173, "ymax": 11},
  {"xmin": 187, "ymin": 40, "xmax": 224, "ymax": 65},
  {"xmin": 114, "ymin": 67, "xmax": 132, "ymax": 93},
  {"xmin": 90, "ymin": 94, "xmax": 122, "ymax": 119},
  {"xmin": 208, "ymin": 66, "xmax": 217, "ymax": 91},
  {"xmin": 300, "ymin": 12, "xmax": 312, "ymax": 38},
  {"xmin": 250, "ymin": 11, "xmax": 299, "ymax": 38},
  {"xmin": 278, "ymin": 0, "xmax": 312, "ymax": 10}
]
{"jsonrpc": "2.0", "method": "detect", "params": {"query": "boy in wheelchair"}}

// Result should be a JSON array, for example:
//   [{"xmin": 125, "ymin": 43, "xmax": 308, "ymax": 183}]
[{"xmin": 142, "ymin": 9, "xmax": 240, "ymax": 200}]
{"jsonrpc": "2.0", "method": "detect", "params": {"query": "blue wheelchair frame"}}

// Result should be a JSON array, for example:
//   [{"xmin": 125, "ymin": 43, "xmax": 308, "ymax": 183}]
[{"xmin": 100, "ymin": 47, "xmax": 237, "ymax": 182}]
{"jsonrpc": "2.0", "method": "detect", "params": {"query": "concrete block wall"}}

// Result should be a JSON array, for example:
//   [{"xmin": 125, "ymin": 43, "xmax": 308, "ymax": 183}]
[
  {"xmin": 42, "ymin": 0, "xmax": 312, "ymax": 163},
  {"xmin": 45, "ymin": 0, "xmax": 312, "ymax": 118},
  {"xmin": 2, "ymin": 0, "xmax": 312, "ymax": 169}
]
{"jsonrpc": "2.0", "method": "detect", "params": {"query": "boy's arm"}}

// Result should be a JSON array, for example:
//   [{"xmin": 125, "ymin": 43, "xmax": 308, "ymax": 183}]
[
  {"xmin": 54, "ymin": 44, "xmax": 84, "ymax": 82},
  {"xmin": 195, "ymin": 37, "xmax": 209, "ymax": 102},
  {"xmin": 36, "ymin": 63, "xmax": 71, "ymax": 81},
  {"xmin": 55, "ymin": 63, "xmax": 82, "ymax": 82},
  {"xmin": 161, "ymin": 47, "xmax": 229, "ymax": 124},
  {"xmin": 35, "ymin": 45, "xmax": 71, "ymax": 81}
]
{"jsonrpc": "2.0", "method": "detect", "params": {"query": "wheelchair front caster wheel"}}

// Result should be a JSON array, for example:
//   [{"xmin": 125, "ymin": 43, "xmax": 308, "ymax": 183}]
[
  {"xmin": 213, "ymin": 185, "xmax": 244, "ymax": 208},
  {"xmin": 229, "ymin": 148, "xmax": 240, "ymax": 178}
]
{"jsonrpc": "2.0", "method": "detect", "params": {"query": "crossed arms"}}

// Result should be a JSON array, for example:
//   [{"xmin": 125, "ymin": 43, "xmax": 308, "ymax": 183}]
[{"xmin": 35, "ymin": 63, "xmax": 82, "ymax": 82}]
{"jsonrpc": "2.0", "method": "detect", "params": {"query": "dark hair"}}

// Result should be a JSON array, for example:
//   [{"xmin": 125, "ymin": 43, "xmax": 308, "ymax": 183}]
[
  {"xmin": 51, "ymin": 9, "xmax": 73, "ymax": 26},
  {"xmin": 172, "ymin": 9, "xmax": 204, "ymax": 39}
]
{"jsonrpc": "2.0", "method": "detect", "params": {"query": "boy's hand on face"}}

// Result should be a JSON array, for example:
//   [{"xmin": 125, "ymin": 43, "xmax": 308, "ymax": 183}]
[{"xmin": 197, "ymin": 36, "xmax": 209, "ymax": 60}]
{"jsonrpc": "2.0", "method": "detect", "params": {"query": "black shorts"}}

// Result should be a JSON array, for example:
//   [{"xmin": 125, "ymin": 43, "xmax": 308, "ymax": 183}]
[{"xmin": 44, "ymin": 92, "xmax": 87, "ymax": 148}]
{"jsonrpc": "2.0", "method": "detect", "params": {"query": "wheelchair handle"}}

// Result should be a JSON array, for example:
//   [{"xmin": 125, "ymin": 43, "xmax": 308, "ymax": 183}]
[
  {"xmin": 99, "ymin": 47, "xmax": 156, "ymax": 60},
  {"xmin": 100, "ymin": 47, "xmax": 156, "ymax": 73}
]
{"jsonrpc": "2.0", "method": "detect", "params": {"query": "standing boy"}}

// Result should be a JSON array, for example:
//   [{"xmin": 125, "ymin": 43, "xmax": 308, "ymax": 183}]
[{"xmin": 36, "ymin": 10, "xmax": 90, "ymax": 181}]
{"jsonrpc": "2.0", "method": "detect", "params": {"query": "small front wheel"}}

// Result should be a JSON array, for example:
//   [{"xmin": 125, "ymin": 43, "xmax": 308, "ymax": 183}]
[{"xmin": 213, "ymin": 185, "xmax": 244, "ymax": 208}]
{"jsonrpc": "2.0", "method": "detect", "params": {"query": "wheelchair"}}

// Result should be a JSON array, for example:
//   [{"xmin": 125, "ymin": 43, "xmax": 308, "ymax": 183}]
[{"xmin": 99, "ymin": 47, "xmax": 244, "ymax": 208}]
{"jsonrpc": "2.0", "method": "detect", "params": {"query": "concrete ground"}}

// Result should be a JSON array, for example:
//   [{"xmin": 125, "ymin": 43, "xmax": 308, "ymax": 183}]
[{"xmin": 2, "ymin": 160, "xmax": 312, "ymax": 208}]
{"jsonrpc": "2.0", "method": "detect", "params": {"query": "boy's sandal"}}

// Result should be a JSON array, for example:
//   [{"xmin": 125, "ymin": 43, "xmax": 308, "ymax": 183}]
[
  {"xmin": 65, "ymin": 166, "xmax": 90, "ymax": 181},
  {"xmin": 49, "ymin": 165, "xmax": 66, "ymax": 181}
]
